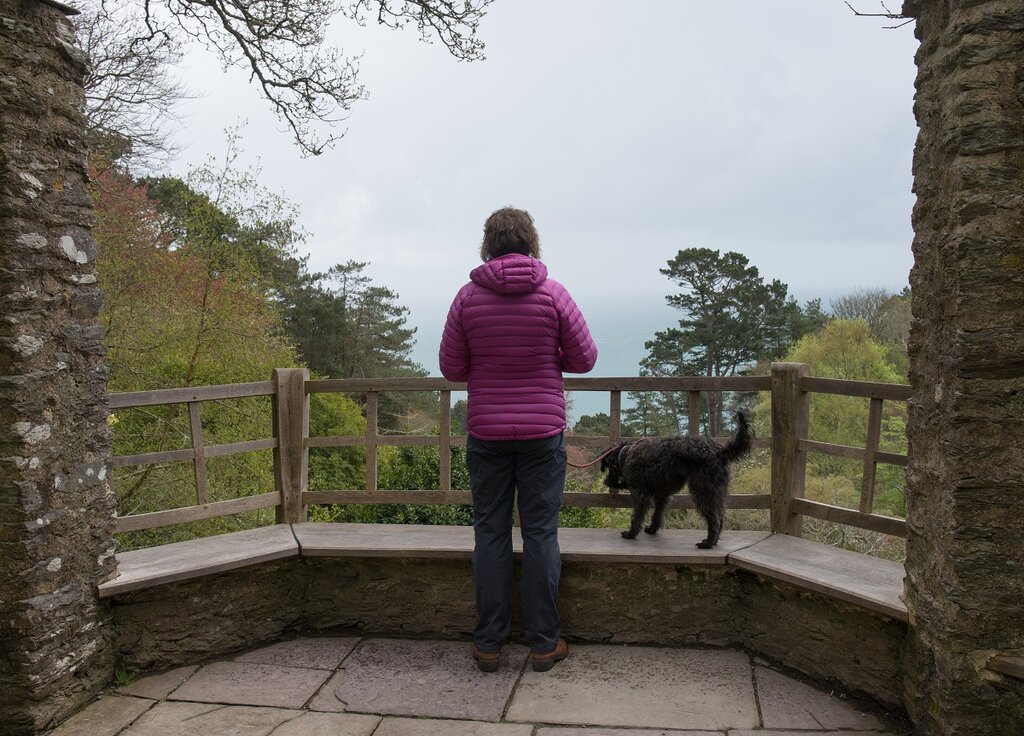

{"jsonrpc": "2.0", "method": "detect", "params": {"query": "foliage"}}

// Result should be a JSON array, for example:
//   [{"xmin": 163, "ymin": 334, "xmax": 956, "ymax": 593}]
[
  {"xmin": 94, "ymin": 167, "xmax": 299, "ymax": 393},
  {"xmin": 572, "ymin": 413, "xmax": 613, "ymax": 436},
  {"xmin": 626, "ymin": 248, "xmax": 821, "ymax": 437},
  {"xmin": 142, "ymin": 128, "xmax": 307, "ymax": 300},
  {"xmin": 752, "ymin": 319, "xmax": 907, "ymax": 518},
  {"xmin": 830, "ymin": 286, "xmax": 911, "ymax": 379},
  {"xmin": 288, "ymin": 260, "xmax": 422, "ymax": 380},
  {"xmin": 75, "ymin": 0, "xmax": 494, "ymax": 156},
  {"xmin": 93, "ymin": 162, "xmax": 303, "ymax": 548},
  {"xmin": 308, "ymin": 392, "xmax": 368, "ymax": 493},
  {"xmin": 312, "ymin": 428, "xmax": 473, "ymax": 525},
  {"xmin": 286, "ymin": 260, "xmax": 430, "ymax": 431}
]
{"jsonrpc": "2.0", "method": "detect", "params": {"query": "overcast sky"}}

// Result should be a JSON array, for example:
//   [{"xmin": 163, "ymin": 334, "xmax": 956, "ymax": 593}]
[{"xmin": 167, "ymin": 1, "xmax": 920, "ymax": 382}]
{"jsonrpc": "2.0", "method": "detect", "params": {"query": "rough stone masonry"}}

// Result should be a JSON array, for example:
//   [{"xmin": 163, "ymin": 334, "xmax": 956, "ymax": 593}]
[
  {"xmin": 0, "ymin": 1, "xmax": 117, "ymax": 732},
  {"xmin": 902, "ymin": 1, "xmax": 1024, "ymax": 734}
]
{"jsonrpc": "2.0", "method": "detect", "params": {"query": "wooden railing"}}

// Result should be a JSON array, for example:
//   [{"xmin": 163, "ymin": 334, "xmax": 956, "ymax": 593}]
[
  {"xmin": 107, "ymin": 363, "xmax": 909, "ymax": 539},
  {"xmin": 302, "ymin": 374, "xmax": 774, "ymax": 514}
]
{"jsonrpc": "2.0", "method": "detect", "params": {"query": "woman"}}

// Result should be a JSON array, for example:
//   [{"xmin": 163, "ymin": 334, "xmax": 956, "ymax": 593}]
[{"xmin": 439, "ymin": 207, "xmax": 598, "ymax": 673}]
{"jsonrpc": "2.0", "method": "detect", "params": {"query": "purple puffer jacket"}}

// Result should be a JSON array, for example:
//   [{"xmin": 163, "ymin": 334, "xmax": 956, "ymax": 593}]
[{"xmin": 439, "ymin": 254, "xmax": 598, "ymax": 441}]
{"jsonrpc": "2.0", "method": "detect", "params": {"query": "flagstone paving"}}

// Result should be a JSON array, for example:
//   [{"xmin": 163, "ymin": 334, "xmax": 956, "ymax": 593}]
[{"xmin": 48, "ymin": 636, "xmax": 909, "ymax": 736}]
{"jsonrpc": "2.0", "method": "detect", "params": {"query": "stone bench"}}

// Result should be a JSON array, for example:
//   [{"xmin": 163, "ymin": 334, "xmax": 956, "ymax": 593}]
[
  {"xmin": 100, "ymin": 523, "xmax": 906, "ymax": 620},
  {"xmin": 97, "ymin": 524, "xmax": 300, "ymax": 598},
  {"xmin": 99, "ymin": 522, "xmax": 908, "ymax": 706}
]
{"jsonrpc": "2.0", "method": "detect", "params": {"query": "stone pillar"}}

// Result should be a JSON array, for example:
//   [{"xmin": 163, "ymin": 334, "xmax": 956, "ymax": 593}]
[
  {"xmin": 901, "ymin": 1, "xmax": 1024, "ymax": 733},
  {"xmin": 0, "ymin": 1, "xmax": 117, "ymax": 732}
]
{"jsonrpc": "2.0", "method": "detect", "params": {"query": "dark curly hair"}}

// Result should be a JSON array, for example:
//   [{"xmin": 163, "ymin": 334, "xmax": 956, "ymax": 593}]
[{"xmin": 480, "ymin": 207, "xmax": 541, "ymax": 261}]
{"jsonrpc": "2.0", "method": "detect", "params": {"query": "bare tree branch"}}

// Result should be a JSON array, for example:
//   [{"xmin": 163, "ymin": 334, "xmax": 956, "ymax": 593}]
[
  {"xmin": 844, "ymin": 1, "xmax": 914, "ymax": 29},
  {"xmin": 76, "ymin": 0, "xmax": 494, "ymax": 159},
  {"xmin": 75, "ymin": 0, "xmax": 195, "ymax": 169}
]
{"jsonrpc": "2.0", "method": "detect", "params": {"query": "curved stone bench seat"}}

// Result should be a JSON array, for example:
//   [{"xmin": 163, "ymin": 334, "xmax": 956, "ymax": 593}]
[{"xmin": 100, "ymin": 523, "xmax": 908, "ymax": 707}]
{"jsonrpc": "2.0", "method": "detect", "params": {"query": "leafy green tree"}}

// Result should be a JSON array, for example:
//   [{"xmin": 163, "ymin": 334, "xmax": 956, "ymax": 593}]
[
  {"xmin": 753, "ymin": 320, "xmax": 906, "ymax": 516},
  {"xmin": 829, "ymin": 286, "xmax": 910, "ymax": 379},
  {"xmin": 93, "ymin": 165, "xmax": 301, "ymax": 548},
  {"xmin": 629, "ymin": 248, "xmax": 813, "ymax": 436},
  {"xmin": 142, "ymin": 131, "xmax": 307, "ymax": 301},
  {"xmin": 571, "ymin": 413, "xmax": 612, "ymax": 436},
  {"xmin": 313, "ymin": 422, "xmax": 473, "ymax": 525},
  {"xmin": 286, "ymin": 260, "xmax": 430, "ymax": 432},
  {"xmin": 289, "ymin": 260, "xmax": 422, "ymax": 380},
  {"xmin": 307, "ymin": 392, "xmax": 368, "ymax": 494}
]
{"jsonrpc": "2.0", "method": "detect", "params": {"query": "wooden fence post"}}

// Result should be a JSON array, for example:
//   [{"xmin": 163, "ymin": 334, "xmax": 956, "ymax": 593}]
[
  {"xmin": 272, "ymin": 368, "xmax": 309, "ymax": 523},
  {"xmin": 770, "ymin": 362, "xmax": 810, "ymax": 536}
]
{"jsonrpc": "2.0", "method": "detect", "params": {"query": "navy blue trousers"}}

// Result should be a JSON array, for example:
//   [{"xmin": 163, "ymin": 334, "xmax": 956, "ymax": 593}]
[{"xmin": 466, "ymin": 433, "xmax": 566, "ymax": 654}]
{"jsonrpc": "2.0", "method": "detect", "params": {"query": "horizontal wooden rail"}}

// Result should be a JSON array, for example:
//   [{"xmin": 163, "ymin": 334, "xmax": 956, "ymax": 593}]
[
  {"xmin": 800, "ymin": 439, "xmax": 908, "ymax": 467},
  {"xmin": 791, "ymin": 498, "xmax": 907, "ymax": 537},
  {"xmin": 115, "ymin": 492, "xmax": 280, "ymax": 533},
  {"xmin": 108, "ymin": 381, "xmax": 275, "ymax": 409},
  {"xmin": 306, "ymin": 375, "xmax": 773, "ymax": 394},
  {"xmin": 564, "ymin": 376, "xmax": 772, "ymax": 392},
  {"xmin": 112, "ymin": 438, "xmax": 278, "ymax": 468},
  {"xmin": 305, "ymin": 434, "xmax": 772, "ymax": 452},
  {"xmin": 306, "ymin": 435, "xmax": 469, "ymax": 449},
  {"xmin": 800, "ymin": 377, "xmax": 910, "ymax": 401},
  {"xmin": 303, "ymin": 489, "xmax": 772, "ymax": 511}
]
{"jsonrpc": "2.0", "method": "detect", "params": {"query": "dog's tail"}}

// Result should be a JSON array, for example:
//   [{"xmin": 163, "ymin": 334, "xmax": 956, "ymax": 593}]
[{"xmin": 719, "ymin": 411, "xmax": 753, "ymax": 463}]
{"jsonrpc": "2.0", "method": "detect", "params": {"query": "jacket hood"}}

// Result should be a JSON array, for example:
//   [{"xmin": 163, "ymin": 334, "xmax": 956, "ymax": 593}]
[{"xmin": 469, "ymin": 254, "xmax": 548, "ymax": 294}]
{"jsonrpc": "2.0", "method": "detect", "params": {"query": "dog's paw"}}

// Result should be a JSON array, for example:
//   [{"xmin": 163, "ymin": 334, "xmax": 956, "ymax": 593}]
[
  {"xmin": 695, "ymin": 539, "xmax": 715, "ymax": 549},
  {"xmin": 643, "ymin": 525, "xmax": 659, "ymax": 535},
  {"xmin": 621, "ymin": 529, "xmax": 639, "ymax": 540}
]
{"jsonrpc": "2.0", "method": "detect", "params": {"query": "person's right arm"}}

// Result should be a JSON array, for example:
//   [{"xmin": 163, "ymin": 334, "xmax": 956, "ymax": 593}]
[{"xmin": 551, "ymin": 282, "xmax": 598, "ymax": 374}]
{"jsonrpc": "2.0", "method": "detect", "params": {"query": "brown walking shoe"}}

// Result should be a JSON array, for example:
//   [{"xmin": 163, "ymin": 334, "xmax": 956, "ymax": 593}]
[
  {"xmin": 471, "ymin": 644, "xmax": 500, "ymax": 673},
  {"xmin": 530, "ymin": 637, "xmax": 569, "ymax": 672}
]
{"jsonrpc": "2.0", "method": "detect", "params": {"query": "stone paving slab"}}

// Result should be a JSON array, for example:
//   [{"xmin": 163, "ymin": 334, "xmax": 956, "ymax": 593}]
[
  {"xmin": 118, "ymin": 666, "xmax": 198, "ymax": 700},
  {"xmin": 506, "ymin": 645, "xmax": 759, "ymax": 731},
  {"xmin": 729, "ymin": 731, "xmax": 900, "ymax": 736},
  {"xmin": 375, "ymin": 717, "xmax": 534, "ymax": 735},
  {"xmin": 755, "ymin": 666, "xmax": 887, "ymax": 731},
  {"xmin": 269, "ymin": 711, "xmax": 381, "ymax": 736},
  {"xmin": 49, "ymin": 696, "xmax": 154, "ymax": 736},
  {"xmin": 309, "ymin": 638, "xmax": 529, "ymax": 721},
  {"xmin": 120, "ymin": 702, "xmax": 302, "ymax": 736},
  {"xmin": 168, "ymin": 661, "xmax": 332, "ymax": 708},
  {"xmin": 233, "ymin": 636, "xmax": 359, "ymax": 670},
  {"xmin": 538, "ymin": 729, "xmax": 720, "ymax": 735},
  {"xmin": 118, "ymin": 701, "xmax": 382, "ymax": 736}
]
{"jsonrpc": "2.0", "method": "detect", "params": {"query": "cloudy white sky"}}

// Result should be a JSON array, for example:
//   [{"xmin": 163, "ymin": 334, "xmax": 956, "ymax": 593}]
[{"xmin": 167, "ymin": 1, "xmax": 920, "ymax": 387}]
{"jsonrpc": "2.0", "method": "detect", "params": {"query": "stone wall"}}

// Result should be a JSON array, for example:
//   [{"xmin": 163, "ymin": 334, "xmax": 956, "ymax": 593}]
[
  {"xmin": 111, "ymin": 561, "xmax": 307, "ymax": 672},
  {"xmin": 0, "ymin": 1, "xmax": 117, "ymax": 732},
  {"xmin": 107, "ymin": 558, "xmax": 906, "ymax": 713},
  {"xmin": 901, "ymin": 1, "xmax": 1024, "ymax": 733}
]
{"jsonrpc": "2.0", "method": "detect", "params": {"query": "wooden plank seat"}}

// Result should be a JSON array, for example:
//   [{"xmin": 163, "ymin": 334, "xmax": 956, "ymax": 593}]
[
  {"xmin": 97, "ymin": 524, "xmax": 299, "ymax": 598},
  {"xmin": 729, "ymin": 533, "xmax": 908, "ymax": 621},
  {"xmin": 291, "ymin": 522, "xmax": 770, "ymax": 565},
  {"xmin": 98, "ymin": 523, "xmax": 907, "ymax": 622}
]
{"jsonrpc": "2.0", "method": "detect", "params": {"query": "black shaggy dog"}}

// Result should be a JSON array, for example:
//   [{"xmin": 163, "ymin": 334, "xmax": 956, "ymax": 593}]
[{"xmin": 600, "ymin": 413, "xmax": 753, "ymax": 548}]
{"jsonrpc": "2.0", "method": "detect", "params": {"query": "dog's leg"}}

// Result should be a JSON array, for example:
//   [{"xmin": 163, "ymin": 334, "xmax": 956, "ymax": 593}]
[
  {"xmin": 644, "ymin": 494, "xmax": 670, "ymax": 535},
  {"xmin": 691, "ymin": 476, "xmax": 726, "ymax": 549},
  {"xmin": 622, "ymin": 492, "xmax": 651, "ymax": 540}
]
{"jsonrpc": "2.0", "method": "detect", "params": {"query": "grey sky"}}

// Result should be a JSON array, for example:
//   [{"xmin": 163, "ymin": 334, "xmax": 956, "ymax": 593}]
[{"xmin": 167, "ymin": 1, "xmax": 920, "ymax": 384}]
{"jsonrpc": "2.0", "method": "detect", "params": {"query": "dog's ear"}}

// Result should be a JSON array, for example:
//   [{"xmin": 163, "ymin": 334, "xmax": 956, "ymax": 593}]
[{"xmin": 599, "ymin": 445, "xmax": 620, "ymax": 473}]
